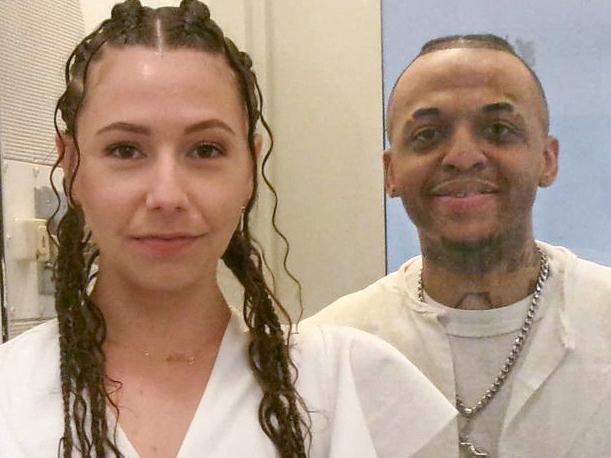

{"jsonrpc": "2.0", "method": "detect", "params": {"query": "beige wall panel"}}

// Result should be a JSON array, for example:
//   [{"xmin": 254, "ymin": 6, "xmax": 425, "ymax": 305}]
[{"xmin": 266, "ymin": 1, "xmax": 385, "ymax": 316}]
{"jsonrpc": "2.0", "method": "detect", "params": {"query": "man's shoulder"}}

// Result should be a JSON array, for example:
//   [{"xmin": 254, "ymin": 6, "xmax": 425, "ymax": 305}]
[
  {"xmin": 543, "ymin": 243, "xmax": 611, "ymax": 345},
  {"xmin": 304, "ymin": 256, "xmax": 421, "ymax": 330},
  {"xmin": 567, "ymin": 256, "xmax": 611, "ymax": 328},
  {"xmin": 571, "ymin": 255, "xmax": 611, "ymax": 289},
  {"xmin": 545, "ymin": 242, "xmax": 611, "ymax": 280},
  {"xmin": 546, "ymin": 242, "xmax": 611, "ymax": 299}
]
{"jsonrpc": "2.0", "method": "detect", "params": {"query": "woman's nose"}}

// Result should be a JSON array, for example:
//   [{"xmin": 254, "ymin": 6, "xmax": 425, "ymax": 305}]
[{"xmin": 144, "ymin": 158, "xmax": 189, "ymax": 212}]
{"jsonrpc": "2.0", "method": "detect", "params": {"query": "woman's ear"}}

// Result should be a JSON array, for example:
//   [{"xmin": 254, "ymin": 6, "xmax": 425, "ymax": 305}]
[
  {"xmin": 56, "ymin": 133, "xmax": 79, "ymax": 203},
  {"xmin": 56, "ymin": 133, "xmax": 76, "ymax": 174},
  {"xmin": 253, "ymin": 133, "xmax": 263, "ymax": 160},
  {"xmin": 241, "ymin": 133, "xmax": 263, "ymax": 207}
]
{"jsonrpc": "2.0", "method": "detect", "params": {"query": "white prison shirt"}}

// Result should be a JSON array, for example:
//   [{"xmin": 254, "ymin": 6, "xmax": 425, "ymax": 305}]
[
  {"xmin": 0, "ymin": 308, "xmax": 455, "ymax": 457},
  {"xmin": 306, "ymin": 242, "xmax": 611, "ymax": 457}
]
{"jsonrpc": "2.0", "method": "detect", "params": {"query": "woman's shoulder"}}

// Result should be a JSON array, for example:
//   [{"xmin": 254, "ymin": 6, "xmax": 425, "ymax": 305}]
[
  {"xmin": 0, "ymin": 320, "xmax": 65, "ymax": 455},
  {"xmin": 0, "ymin": 319, "xmax": 60, "ymax": 389},
  {"xmin": 0, "ymin": 319, "xmax": 59, "ymax": 357}
]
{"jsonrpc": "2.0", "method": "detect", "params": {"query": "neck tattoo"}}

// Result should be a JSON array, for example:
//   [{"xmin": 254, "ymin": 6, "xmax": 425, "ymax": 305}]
[{"xmin": 418, "ymin": 245, "xmax": 550, "ymax": 457}]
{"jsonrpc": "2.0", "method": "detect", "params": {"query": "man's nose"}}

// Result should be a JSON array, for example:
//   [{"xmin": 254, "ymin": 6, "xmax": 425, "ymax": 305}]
[
  {"xmin": 145, "ymin": 157, "xmax": 189, "ymax": 212},
  {"xmin": 440, "ymin": 126, "xmax": 487, "ymax": 173}
]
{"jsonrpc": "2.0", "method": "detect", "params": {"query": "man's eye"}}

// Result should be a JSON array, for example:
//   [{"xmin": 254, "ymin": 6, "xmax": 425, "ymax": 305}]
[
  {"xmin": 484, "ymin": 123, "xmax": 517, "ymax": 142},
  {"xmin": 189, "ymin": 143, "xmax": 223, "ymax": 159},
  {"xmin": 411, "ymin": 128, "xmax": 441, "ymax": 148},
  {"xmin": 107, "ymin": 144, "xmax": 142, "ymax": 160}
]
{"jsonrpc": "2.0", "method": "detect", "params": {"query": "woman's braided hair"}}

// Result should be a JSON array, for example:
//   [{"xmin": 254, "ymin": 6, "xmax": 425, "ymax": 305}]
[{"xmin": 51, "ymin": 1, "xmax": 310, "ymax": 456}]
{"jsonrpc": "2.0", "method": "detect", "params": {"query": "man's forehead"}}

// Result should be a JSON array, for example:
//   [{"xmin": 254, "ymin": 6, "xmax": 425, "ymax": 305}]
[
  {"xmin": 394, "ymin": 48, "xmax": 537, "ymax": 109},
  {"xmin": 385, "ymin": 47, "xmax": 549, "ymax": 138}
]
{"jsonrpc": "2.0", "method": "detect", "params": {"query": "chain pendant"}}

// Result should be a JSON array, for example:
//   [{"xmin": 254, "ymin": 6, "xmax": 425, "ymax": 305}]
[{"xmin": 459, "ymin": 435, "xmax": 489, "ymax": 457}]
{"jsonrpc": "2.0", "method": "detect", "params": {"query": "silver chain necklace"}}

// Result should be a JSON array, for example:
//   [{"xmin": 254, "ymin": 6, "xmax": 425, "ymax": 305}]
[{"xmin": 417, "ymin": 246, "xmax": 550, "ymax": 457}]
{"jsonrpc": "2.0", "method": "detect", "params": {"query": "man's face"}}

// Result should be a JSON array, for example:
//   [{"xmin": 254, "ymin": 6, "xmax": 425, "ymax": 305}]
[{"xmin": 384, "ymin": 48, "xmax": 558, "ymax": 251}]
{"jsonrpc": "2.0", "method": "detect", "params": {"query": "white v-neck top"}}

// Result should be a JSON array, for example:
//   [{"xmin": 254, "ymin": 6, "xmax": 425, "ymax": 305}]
[{"xmin": 0, "ymin": 309, "xmax": 455, "ymax": 457}]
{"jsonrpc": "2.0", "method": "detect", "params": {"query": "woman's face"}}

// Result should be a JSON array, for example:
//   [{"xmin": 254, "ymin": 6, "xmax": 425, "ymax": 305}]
[{"xmin": 66, "ymin": 46, "xmax": 257, "ymax": 293}]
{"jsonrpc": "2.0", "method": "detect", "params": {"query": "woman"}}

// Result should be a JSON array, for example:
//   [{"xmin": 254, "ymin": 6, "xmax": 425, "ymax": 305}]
[{"xmin": 0, "ymin": 1, "xmax": 455, "ymax": 457}]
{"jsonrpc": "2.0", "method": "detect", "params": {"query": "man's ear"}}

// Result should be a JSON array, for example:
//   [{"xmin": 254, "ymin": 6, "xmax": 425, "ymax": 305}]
[
  {"xmin": 383, "ymin": 149, "xmax": 396, "ymax": 197},
  {"xmin": 56, "ymin": 133, "xmax": 79, "ymax": 202},
  {"xmin": 539, "ymin": 135, "xmax": 559, "ymax": 188}
]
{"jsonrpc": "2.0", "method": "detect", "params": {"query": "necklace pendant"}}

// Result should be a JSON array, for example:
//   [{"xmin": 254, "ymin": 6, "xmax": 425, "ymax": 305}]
[{"xmin": 459, "ymin": 436, "xmax": 489, "ymax": 457}]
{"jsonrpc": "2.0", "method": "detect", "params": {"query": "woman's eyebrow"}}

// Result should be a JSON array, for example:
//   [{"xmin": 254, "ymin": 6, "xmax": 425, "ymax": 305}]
[
  {"xmin": 184, "ymin": 119, "xmax": 235, "ymax": 135},
  {"xmin": 96, "ymin": 121, "xmax": 149, "ymax": 136},
  {"xmin": 95, "ymin": 119, "xmax": 236, "ymax": 136}
]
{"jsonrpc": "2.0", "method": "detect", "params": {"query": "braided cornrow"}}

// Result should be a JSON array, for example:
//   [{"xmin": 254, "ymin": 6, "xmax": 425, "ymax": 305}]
[{"xmin": 51, "ymin": 1, "xmax": 310, "ymax": 456}]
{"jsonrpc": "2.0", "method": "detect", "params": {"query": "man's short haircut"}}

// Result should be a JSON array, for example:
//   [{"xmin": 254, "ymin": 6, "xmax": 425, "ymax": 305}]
[{"xmin": 387, "ymin": 33, "xmax": 550, "ymax": 139}]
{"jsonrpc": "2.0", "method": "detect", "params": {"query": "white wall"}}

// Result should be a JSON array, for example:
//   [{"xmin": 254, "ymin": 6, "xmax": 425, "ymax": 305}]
[{"xmin": 78, "ymin": 0, "xmax": 385, "ymax": 318}]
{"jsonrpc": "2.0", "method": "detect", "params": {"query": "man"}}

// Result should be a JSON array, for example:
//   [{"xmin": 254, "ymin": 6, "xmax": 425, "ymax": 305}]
[{"xmin": 306, "ymin": 34, "xmax": 611, "ymax": 457}]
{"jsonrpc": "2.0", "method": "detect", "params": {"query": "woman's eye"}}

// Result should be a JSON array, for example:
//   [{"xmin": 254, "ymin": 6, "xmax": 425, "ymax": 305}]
[
  {"xmin": 189, "ymin": 143, "xmax": 223, "ymax": 159},
  {"xmin": 411, "ymin": 128, "xmax": 441, "ymax": 149},
  {"xmin": 107, "ymin": 144, "xmax": 142, "ymax": 160}
]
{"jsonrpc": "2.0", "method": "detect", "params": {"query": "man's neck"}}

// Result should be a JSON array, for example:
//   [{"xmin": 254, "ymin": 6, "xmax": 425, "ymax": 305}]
[{"xmin": 421, "ymin": 239, "xmax": 540, "ymax": 310}]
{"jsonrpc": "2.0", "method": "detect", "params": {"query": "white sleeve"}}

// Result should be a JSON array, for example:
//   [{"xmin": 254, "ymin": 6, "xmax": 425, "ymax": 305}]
[{"xmin": 305, "ymin": 325, "xmax": 456, "ymax": 458}]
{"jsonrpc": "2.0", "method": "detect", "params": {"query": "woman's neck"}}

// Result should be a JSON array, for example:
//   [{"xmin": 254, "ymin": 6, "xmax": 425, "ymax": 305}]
[{"xmin": 92, "ymin": 270, "xmax": 231, "ymax": 357}]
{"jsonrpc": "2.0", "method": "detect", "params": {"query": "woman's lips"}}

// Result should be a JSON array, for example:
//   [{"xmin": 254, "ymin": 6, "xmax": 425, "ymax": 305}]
[{"xmin": 131, "ymin": 235, "xmax": 200, "ymax": 255}]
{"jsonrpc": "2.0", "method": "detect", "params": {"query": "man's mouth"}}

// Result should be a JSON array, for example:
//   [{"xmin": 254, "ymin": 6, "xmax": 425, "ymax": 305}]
[
  {"xmin": 430, "ymin": 180, "xmax": 499, "ymax": 197},
  {"xmin": 428, "ymin": 180, "xmax": 499, "ymax": 212},
  {"xmin": 446, "ymin": 190, "xmax": 496, "ymax": 198}
]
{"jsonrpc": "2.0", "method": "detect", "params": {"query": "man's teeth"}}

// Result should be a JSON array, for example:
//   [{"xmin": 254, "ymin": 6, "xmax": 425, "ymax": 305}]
[{"xmin": 453, "ymin": 191, "xmax": 490, "ymax": 197}]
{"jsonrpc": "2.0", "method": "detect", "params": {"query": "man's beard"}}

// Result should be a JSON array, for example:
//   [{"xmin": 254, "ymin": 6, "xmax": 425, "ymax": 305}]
[{"xmin": 420, "ymin": 225, "xmax": 533, "ymax": 276}]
